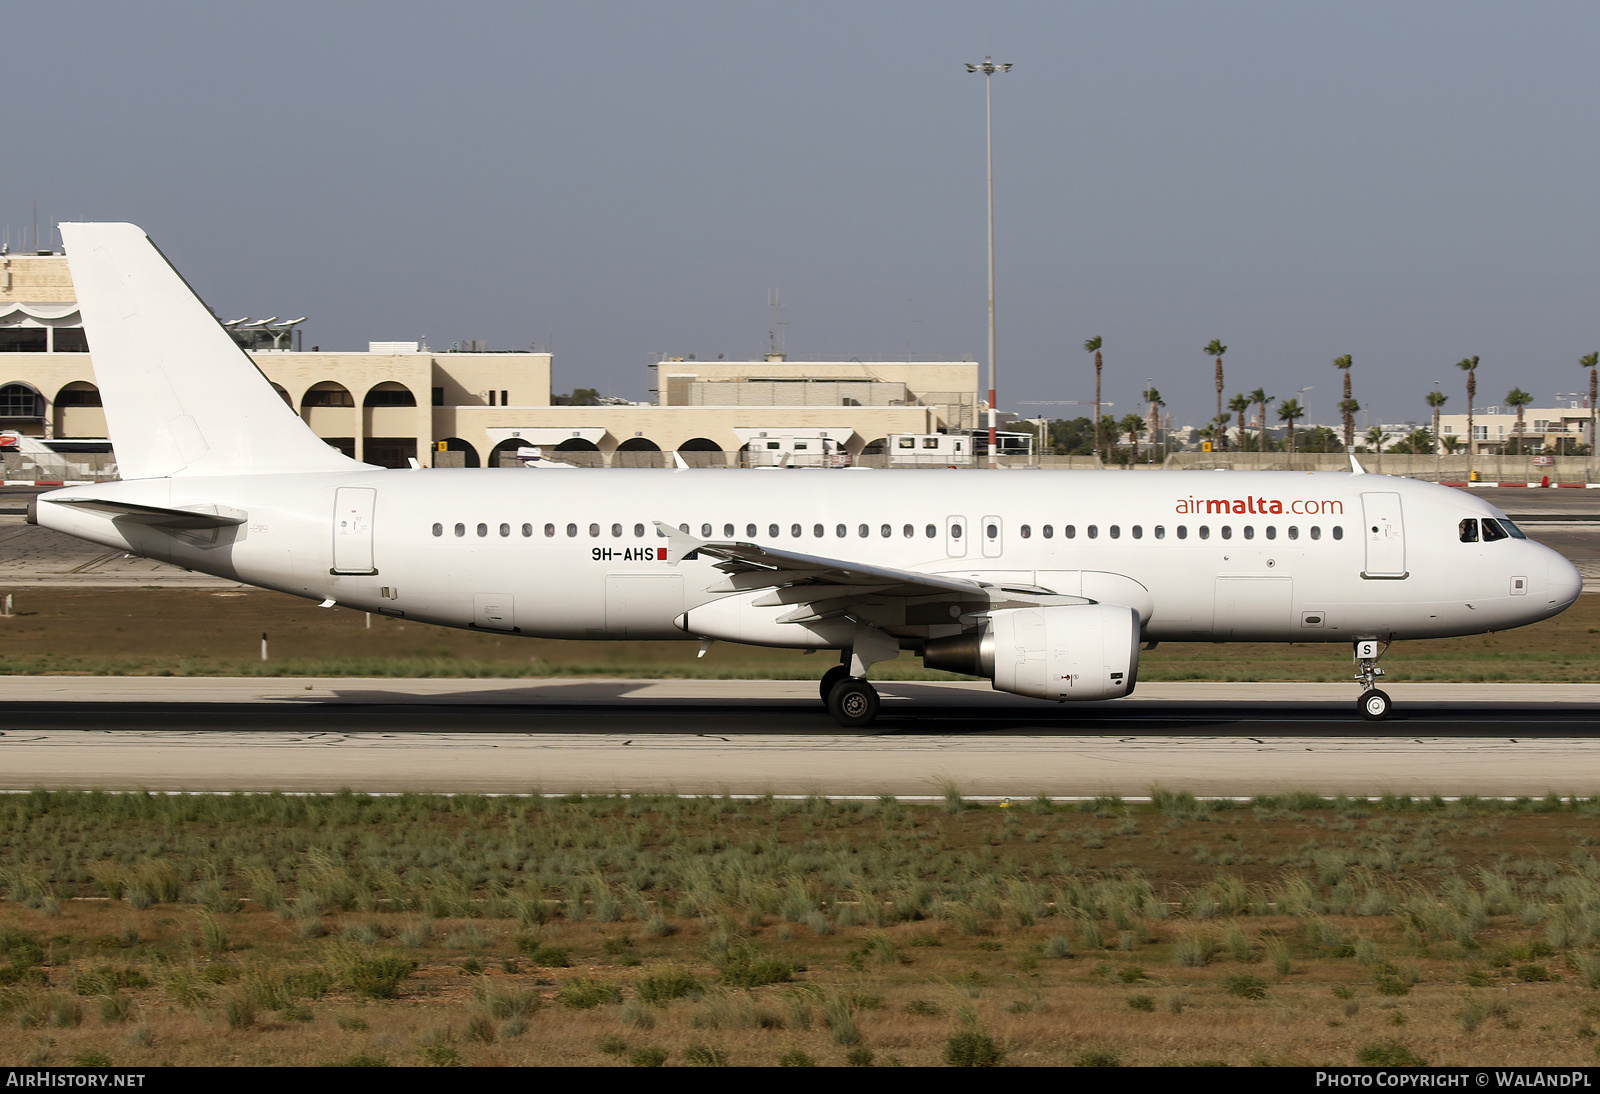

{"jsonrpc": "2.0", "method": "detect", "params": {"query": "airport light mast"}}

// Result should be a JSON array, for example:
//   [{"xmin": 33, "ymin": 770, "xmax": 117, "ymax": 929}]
[{"xmin": 966, "ymin": 57, "xmax": 1011, "ymax": 467}]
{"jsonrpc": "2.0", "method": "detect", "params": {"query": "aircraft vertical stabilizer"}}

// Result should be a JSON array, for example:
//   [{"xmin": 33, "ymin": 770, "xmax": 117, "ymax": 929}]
[{"xmin": 58, "ymin": 222, "xmax": 368, "ymax": 479}]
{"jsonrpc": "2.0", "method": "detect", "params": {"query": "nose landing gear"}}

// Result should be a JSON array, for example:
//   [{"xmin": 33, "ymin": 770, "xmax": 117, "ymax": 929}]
[{"xmin": 1354, "ymin": 638, "xmax": 1391, "ymax": 721}]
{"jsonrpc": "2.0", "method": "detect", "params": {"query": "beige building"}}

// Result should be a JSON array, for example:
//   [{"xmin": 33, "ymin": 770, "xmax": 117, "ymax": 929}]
[
  {"xmin": 0, "ymin": 250, "xmax": 980, "ymax": 471},
  {"xmin": 1437, "ymin": 403, "xmax": 1594, "ymax": 454}
]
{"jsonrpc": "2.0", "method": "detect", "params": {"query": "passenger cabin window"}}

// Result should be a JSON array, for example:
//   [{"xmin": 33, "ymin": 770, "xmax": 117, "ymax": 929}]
[
  {"xmin": 455, "ymin": 523, "xmax": 466, "ymax": 537},
  {"xmin": 1064, "ymin": 525, "xmax": 1076, "ymax": 538},
  {"xmin": 544, "ymin": 523, "xmax": 555, "ymax": 537},
  {"xmin": 635, "ymin": 523, "xmax": 646, "ymax": 537},
  {"xmin": 1265, "ymin": 526, "xmax": 1277, "ymax": 540},
  {"xmin": 701, "ymin": 524, "xmax": 712, "ymax": 537},
  {"xmin": 432, "ymin": 523, "xmax": 442, "ymax": 537},
  {"xmin": 1287, "ymin": 526, "xmax": 1299, "ymax": 540},
  {"xmin": 1176, "ymin": 526, "xmax": 1188, "ymax": 539},
  {"xmin": 1020, "ymin": 524, "xmax": 1031, "ymax": 539},
  {"xmin": 522, "ymin": 524, "xmax": 533, "ymax": 537},
  {"xmin": 612, "ymin": 524, "xmax": 623, "ymax": 538},
  {"xmin": 1043, "ymin": 525, "xmax": 1054, "ymax": 538},
  {"xmin": 1087, "ymin": 526, "xmax": 1099, "ymax": 539},
  {"xmin": 477, "ymin": 524, "xmax": 488, "ymax": 538},
  {"xmin": 589, "ymin": 523, "xmax": 600, "ymax": 538},
  {"xmin": 1198, "ymin": 526, "xmax": 1210, "ymax": 540},
  {"xmin": 1132, "ymin": 525, "xmax": 1143, "ymax": 539},
  {"xmin": 747, "ymin": 524, "xmax": 757, "ymax": 537},
  {"xmin": 925, "ymin": 524, "xmax": 936, "ymax": 538},
  {"xmin": 566, "ymin": 523, "xmax": 577, "ymax": 537},
  {"xmin": 1332, "ymin": 526, "xmax": 1344, "ymax": 540},
  {"xmin": 1154, "ymin": 525, "xmax": 1165, "ymax": 539},
  {"xmin": 499, "ymin": 523, "xmax": 510, "ymax": 537},
  {"xmin": 1310, "ymin": 526, "xmax": 1322, "ymax": 540},
  {"xmin": 1221, "ymin": 526, "xmax": 1232, "ymax": 540}
]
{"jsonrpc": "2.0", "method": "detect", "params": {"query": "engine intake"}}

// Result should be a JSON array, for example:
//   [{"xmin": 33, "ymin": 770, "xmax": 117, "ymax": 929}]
[{"xmin": 924, "ymin": 602, "xmax": 1140, "ymax": 701}]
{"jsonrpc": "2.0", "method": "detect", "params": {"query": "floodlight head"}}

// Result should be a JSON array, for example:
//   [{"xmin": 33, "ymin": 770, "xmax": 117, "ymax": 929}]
[{"xmin": 965, "ymin": 64, "xmax": 978, "ymax": 72}]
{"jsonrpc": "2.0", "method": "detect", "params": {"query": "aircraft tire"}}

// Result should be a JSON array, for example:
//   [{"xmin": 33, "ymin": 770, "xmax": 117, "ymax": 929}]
[
  {"xmin": 819, "ymin": 665, "xmax": 851, "ymax": 706},
  {"xmin": 1358, "ymin": 689, "xmax": 1392, "ymax": 721},
  {"xmin": 827, "ymin": 678, "xmax": 879, "ymax": 728}
]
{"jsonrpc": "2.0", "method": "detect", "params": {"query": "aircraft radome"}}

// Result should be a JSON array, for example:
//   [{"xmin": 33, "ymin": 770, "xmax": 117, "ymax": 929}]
[{"xmin": 29, "ymin": 223, "xmax": 1583, "ymax": 726}]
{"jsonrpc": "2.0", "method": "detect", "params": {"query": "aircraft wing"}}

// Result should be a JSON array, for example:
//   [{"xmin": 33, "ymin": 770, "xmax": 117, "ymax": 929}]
[
  {"xmin": 653, "ymin": 522, "xmax": 1090, "ymax": 632},
  {"xmin": 656, "ymin": 521, "xmax": 978, "ymax": 596}
]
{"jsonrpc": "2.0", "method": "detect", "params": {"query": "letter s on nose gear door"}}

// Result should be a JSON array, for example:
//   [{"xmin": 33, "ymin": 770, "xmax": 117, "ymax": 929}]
[{"xmin": 1360, "ymin": 491, "xmax": 1406, "ymax": 579}]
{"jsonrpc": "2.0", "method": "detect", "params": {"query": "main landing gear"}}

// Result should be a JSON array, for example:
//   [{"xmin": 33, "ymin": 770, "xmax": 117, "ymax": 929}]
[
  {"xmin": 819, "ymin": 657, "xmax": 880, "ymax": 727},
  {"xmin": 1354, "ymin": 638, "xmax": 1391, "ymax": 721}
]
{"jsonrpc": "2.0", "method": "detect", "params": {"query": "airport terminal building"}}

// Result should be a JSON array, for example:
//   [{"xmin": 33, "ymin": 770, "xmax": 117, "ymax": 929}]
[{"xmin": 0, "ymin": 250, "xmax": 979, "ymax": 472}]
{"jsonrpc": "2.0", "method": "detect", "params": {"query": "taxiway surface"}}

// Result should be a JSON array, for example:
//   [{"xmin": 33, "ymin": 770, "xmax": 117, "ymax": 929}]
[{"xmin": 1, "ymin": 678, "xmax": 1597, "ymax": 798}]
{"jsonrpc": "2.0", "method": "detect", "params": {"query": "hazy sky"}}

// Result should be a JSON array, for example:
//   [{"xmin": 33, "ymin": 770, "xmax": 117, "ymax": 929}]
[{"xmin": 7, "ymin": 1, "xmax": 1599, "ymax": 428}]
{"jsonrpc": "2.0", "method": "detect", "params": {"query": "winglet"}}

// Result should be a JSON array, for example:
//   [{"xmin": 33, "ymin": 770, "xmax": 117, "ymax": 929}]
[
  {"xmin": 1348, "ymin": 453, "xmax": 1367, "ymax": 475},
  {"xmin": 651, "ymin": 520, "xmax": 706, "ymax": 564}
]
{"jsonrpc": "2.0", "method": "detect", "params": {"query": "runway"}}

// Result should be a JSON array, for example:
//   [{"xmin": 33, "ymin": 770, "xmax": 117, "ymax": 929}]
[{"xmin": 2, "ymin": 677, "xmax": 1597, "ymax": 798}]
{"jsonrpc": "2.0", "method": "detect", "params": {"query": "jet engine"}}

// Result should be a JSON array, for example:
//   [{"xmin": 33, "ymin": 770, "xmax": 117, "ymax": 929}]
[{"xmin": 923, "ymin": 602, "xmax": 1140, "ymax": 701}]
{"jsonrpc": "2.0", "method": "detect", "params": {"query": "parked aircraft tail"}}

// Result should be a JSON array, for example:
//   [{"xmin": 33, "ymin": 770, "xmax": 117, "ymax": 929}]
[{"xmin": 59, "ymin": 222, "xmax": 368, "ymax": 479}]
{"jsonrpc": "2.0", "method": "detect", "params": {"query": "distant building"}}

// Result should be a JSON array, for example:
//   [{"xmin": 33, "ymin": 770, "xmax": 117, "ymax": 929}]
[
  {"xmin": 0, "ymin": 251, "xmax": 980, "ymax": 471},
  {"xmin": 1438, "ymin": 402, "xmax": 1592, "ymax": 454}
]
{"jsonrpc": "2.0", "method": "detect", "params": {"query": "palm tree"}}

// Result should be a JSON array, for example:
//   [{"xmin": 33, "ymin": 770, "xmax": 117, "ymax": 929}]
[
  {"xmin": 1581, "ymin": 352, "xmax": 1597, "ymax": 474},
  {"xmin": 1427, "ymin": 390, "xmax": 1448, "ymax": 479},
  {"xmin": 1227, "ymin": 393, "xmax": 1252, "ymax": 453},
  {"xmin": 1505, "ymin": 387, "xmax": 1534, "ymax": 454},
  {"xmin": 1457, "ymin": 355, "xmax": 1480, "ymax": 481},
  {"xmin": 1277, "ymin": 397, "xmax": 1304, "ymax": 465},
  {"xmin": 1333, "ymin": 355, "xmax": 1355, "ymax": 451},
  {"xmin": 1084, "ymin": 336, "xmax": 1104, "ymax": 463},
  {"xmin": 1142, "ymin": 386, "xmax": 1165, "ymax": 462},
  {"xmin": 1248, "ymin": 387, "xmax": 1271, "ymax": 452},
  {"xmin": 1204, "ymin": 340, "xmax": 1227, "ymax": 451},
  {"xmin": 1118, "ymin": 412, "xmax": 1145, "ymax": 468}
]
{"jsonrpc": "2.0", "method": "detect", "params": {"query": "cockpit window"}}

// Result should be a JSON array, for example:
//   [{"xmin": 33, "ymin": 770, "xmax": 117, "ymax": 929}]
[
  {"xmin": 1481, "ymin": 518, "xmax": 1509, "ymax": 542},
  {"xmin": 1459, "ymin": 518, "xmax": 1479, "ymax": 543},
  {"xmin": 1499, "ymin": 518, "xmax": 1527, "ymax": 539}
]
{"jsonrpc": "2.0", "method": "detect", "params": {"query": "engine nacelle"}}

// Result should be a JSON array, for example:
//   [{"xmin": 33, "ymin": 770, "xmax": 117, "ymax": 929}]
[{"xmin": 923, "ymin": 603, "xmax": 1140, "ymax": 701}]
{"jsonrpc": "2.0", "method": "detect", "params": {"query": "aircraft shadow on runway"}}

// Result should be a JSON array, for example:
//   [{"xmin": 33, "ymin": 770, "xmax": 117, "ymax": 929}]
[{"xmin": 0, "ymin": 681, "xmax": 1593, "ymax": 739}]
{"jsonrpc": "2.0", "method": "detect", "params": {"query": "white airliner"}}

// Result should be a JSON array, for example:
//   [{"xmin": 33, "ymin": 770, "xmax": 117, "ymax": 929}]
[{"xmin": 30, "ymin": 224, "xmax": 1583, "ymax": 726}]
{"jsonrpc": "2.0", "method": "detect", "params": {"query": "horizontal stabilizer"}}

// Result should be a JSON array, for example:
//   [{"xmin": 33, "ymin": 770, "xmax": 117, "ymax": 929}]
[{"xmin": 49, "ymin": 497, "xmax": 247, "ymax": 529}]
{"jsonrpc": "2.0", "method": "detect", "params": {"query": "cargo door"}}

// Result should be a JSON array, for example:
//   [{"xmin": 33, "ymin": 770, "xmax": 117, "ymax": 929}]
[
  {"xmin": 605, "ymin": 573, "xmax": 685, "ymax": 638},
  {"xmin": 1213, "ymin": 577, "xmax": 1293, "ymax": 638}
]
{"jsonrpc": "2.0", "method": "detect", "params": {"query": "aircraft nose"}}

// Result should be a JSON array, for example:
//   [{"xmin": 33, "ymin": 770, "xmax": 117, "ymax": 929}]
[{"xmin": 1547, "ymin": 550, "xmax": 1583, "ymax": 611}]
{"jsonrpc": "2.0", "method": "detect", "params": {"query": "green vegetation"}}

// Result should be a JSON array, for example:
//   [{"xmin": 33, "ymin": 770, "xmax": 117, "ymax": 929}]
[{"xmin": 0, "ymin": 789, "xmax": 1596, "ymax": 1063}]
